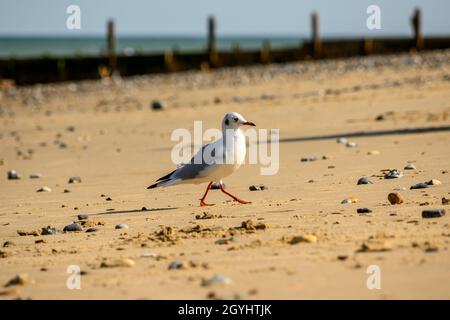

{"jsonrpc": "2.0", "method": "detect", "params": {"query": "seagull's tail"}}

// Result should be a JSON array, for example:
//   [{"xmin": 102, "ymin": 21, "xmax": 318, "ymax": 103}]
[{"xmin": 147, "ymin": 178, "xmax": 181, "ymax": 189}]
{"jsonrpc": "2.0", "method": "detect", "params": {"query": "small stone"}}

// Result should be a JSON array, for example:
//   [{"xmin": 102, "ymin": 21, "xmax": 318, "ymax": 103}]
[
  {"xmin": 337, "ymin": 255, "xmax": 348, "ymax": 261},
  {"xmin": 336, "ymin": 137, "xmax": 348, "ymax": 144},
  {"xmin": 3, "ymin": 241, "xmax": 15, "ymax": 247},
  {"xmin": 29, "ymin": 173, "xmax": 42, "ymax": 179},
  {"xmin": 115, "ymin": 224, "xmax": 129, "ymax": 230},
  {"xmin": 105, "ymin": 197, "xmax": 112, "ymax": 201},
  {"xmin": 410, "ymin": 183, "xmax": 429, "ymax": 190},
  {"xmin": 142, "ymin": 252, "xmax": 159, "ymax": 258},
  {"xmin": 63, "ymin": 223, "xmax": 83, "ymax": 232},
  {"xmin": 388, "ymin": 192, "xmax": 403, "ymax": 205},
  {"xmin": 68, "ymin": 176, "xmax": 82, "ymax": 184},
  {"xmin": 215, "ymin": 237, "xmax": 235, "ymax": 245},
  {"xmin": 5, "ymin": 274, "xmax": 33, "ymax": 287},
  {"xmin": 151, "ymin": 100, "xmax": 165, "ymax": 110},
  {"xmin": 425, "ymin": 179, "xmax": 442, "ymax": 186},
  {"xmin": 421, "ymin": 209, "xmax": 446, "ymax": 218},
  {"xmin": 249, "ymin": 185, "xmax": 268, "ymax": 191},
  {"xmin": 201, "ymin": 274, "xmax": 231, "ymax": 287},
  {"xmin": 77, "ymin": 214, "xmax": 89, "ymax": 220},
  {"xmin": 7, "ymin": 170, "xmax": 21, "ymax": 180},
  {"xmin": 100, "ymin": 258, "xmax": 135, "ymax": 268},
  {"xmin": 357, "ymin": 240, "xmax": 392, "ymax": 253},
  {"xmin": 301, "ymin": 156, "xmax": 317, "ymax": 162},
  {"xmin": 17, "ymin": 229, "xmax": 41, "ymax": 236},
  {"xmin": 357, "ymin": 208, "xmax": 372, "ymax": 214},
  {"xmin": 341, "ymin": 197, "xmax": 358, "ymax": 204},
  {"xmin": 141, "ymin": 207, "xmax": 148, "ymax": 211},
  {"xmin": 63, "ymin": 189, "xmax": 71, "ymax": 193},
  {"xmin": 442, "ymin": 197, "xmax": 450, "ymax": 205},
  {"xmin": 357, "ymin": 177, "xmax": 372, "ymax": 185},
  {"xmin": 288, "ymin": 234, "xmax": 317, "ymax": 244},
  {"xmin": 36, "ymin": 186, "xmax": 51, "ymax": 192},
  {"xmin": 210, "ymin": 182, "xmax": 221, "ymax": 190},
  {"xmin": 168, "ymin": 261, "xmax": 186, "ymax": 270},
  {"xmin": 384, "ymin": 169, "xmax": 403, "ymax": 179},
  {"xmin": 367, "ymin": 150, "xmax": 380, "ymax": 155},
  {"xmin": 41, "ymin": 226, "xmax": 62, "ymax": 235},
  {"xmin": 346, "ymin": 141, "xmax": 358, "ymax": 148},
  {"xmin": 85, "ymin": 228, "xmax": 98, "ymax": 233},
  {"xmin": 404, "ymin": 164, "xmax": 416, "ymax": 170}
]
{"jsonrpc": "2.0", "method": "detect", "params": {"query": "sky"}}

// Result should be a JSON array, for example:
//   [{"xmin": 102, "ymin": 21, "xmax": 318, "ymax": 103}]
[{"xmin": 0, "ymin": 0, "xmax": 449, "ymax": 37}]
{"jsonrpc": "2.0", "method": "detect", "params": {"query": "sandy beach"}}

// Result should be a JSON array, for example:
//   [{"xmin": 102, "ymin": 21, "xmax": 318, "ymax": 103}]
[{"xmin": 1, "ymin": 50, "xmax": 450, "ymax": 299}]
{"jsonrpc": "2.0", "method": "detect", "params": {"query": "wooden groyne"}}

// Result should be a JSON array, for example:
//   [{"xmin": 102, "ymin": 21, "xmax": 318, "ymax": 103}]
[{"xmin": 1, "ymin": 8, "xmax": 450, "ymax": 86}]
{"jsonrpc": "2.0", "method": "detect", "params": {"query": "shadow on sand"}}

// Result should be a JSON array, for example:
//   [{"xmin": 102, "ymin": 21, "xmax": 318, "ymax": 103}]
[
  {"xmin": 91, "ymin": 207, "xmax": 178, "ymax": 216},
  {"xmin": 276, "ymin": 125, "xmax": 450, "ymax": 144}
]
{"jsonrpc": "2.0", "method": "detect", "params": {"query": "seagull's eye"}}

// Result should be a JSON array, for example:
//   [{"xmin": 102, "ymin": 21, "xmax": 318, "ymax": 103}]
[
  {"xmin": 224, "ymin": 119, "xmax": 229, "ymax": 125},
  {"xmin": 233, "ymin": 117, "xmax": 238, "ymax": 122}
]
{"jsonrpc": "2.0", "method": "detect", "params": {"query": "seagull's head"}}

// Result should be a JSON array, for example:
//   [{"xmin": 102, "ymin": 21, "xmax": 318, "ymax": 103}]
[{"xmin": 222, "ymin": 112, "xmax": 256, "ymax": 131}]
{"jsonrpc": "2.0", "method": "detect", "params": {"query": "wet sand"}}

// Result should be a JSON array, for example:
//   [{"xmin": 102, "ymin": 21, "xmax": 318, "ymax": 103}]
[{"xmin": 0, "ymin": 50, "xmax": 450, "ymax": 299}]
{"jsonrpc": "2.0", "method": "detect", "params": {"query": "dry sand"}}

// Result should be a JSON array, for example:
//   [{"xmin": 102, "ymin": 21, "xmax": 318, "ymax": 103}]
[{"xmin": 0, "ymin": 50, "xmax": 450, "ymax": 299}]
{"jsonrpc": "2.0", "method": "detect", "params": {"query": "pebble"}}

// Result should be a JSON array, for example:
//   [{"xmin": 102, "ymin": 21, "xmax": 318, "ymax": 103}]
[
  {"xmin": 336, "ymin": 137, "xmax": 348, "ymax": 144},
  {"xmin": 404, "ymin": 164, "xmax": 416, "ymax": 170},
  {"xmin": 115, "ymin": 223, "xmax": 129, "ymax": 230},
  {"xmin": 168, "ymin": 261, "xmax": 186, "ymax": 270},
  {"xmin": 442, "ymin": 197, "xmax": 450, "ymax": 205},
  {"xmin": 341, "ymin": 197, "xmax": 358, "ymax": 204},
  {"xmin": 106, "ymin": 197, "xmax": 112, "ymax": 201},
  {"xmin": 249, "ymin": 185, "xmax": 269, "ymax": 191},
  {"xmin": 384, "ymin": 169, "xmax": 403, "ymax": 179},
  {"xmin": 215, "ymin": 237, "xmax": 235, "ymax": 245},
  {"xmin": 3, "ymin": 241, "xmax": 15, "ymax": 247},
  {"xmin": 7, "ymin": 170, "xmax": 21, "ymax": 180},
  {"xmin": 301, "ymin": 156, "xmax": 317, "ymax": 162},
  {"xmin": 210, "ymin": 182, "xmax": 221, "ymax": 190},
  {"xmin": 357, "ymin": 177, "xmax": 372, "ymax": 185},
  {"xmin": 357, "ymin": 208, "xmax": 372, "ymax": 214},
  {"xmin": 388, "ymin": 192, "xmax": 404, "ymax": 205},
  {"xmin": 346, "ymin": 141, "xmax": 358, "ymax": 148},
  {"xmin": 4, "ymin": 274, "xmax": 33, "ymax": 287},
  {"xmin": 100, "ymin": 258, "xmax": 135, "ymax": 268},
  {"xmin": 367, "ymin": 150, "xmax": 380, "ymax": 155},
  {"xmin": 201, "ymin": 274, "xmax": 232, "ymax": 287},
  {"xmin": 29, "ymin": 173, "xmax": 42, "ymax": 179},
  {"xmin": 85, "ymin": 227, "xmax": 98, "ymax": 233},
  {"xmin": 68, "ymin": 176, "xmax": 82, "ymax": 184},
  {"xmin": 151, "ymin": 100, "xmax": 165, "ymax": 110},
  {"xmin": 142, "ymin": 252, "xmax": 159, "ymax": 258},
  {"xmin": 77, "ymin": 214, "xmax": 89, "ymax": 220},
  {"xmin": 425, "ymin": 179, "xmax": 442, "ymax": 186},
  {"xmin": 36, "ymin": 186, "xmax": 52, "ymax": 192},
  {"xmin": 410, "ymin": 183, "xmax": 428, "ymax": 190},
  {"xmin": 422, "ymin": 209, "xmax": 446, "ymax": 218},
  {"xmin": 288, "ymin": 234, "xmax": 317, "ymax": 244},
  {"xmin": 63, "ymin": 223, "xmax": 83, "ymax": 232},
  {"xmin": 41, "ymin": 226, "xmax": 63, "ymax": 235}
]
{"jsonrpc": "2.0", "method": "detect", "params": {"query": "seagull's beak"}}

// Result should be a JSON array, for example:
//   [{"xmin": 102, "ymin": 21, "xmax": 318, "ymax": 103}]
[{"xmin": 243, "ymin": 121, "xmax": 256, "ymax": 126}]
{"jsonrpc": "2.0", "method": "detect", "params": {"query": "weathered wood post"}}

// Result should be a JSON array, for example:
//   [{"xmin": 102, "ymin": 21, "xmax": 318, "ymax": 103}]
[
  {"xmin": 363, "ymin": 38, "xmax": 374, "ymax": 55},
  {"xmin": 107, "ymin": 19, "xmax": 117, "ymax": 73},
  {"xmin": 164, "ymin": 50, "xmax": 176, "ymax": 72},
  {"xmin": 207, "ymin": 15, "xmax": 218, "ymax": 67},
  {"xmin": 411, "ymin": 8, "xmax": 424, "ymax": 51},
  {"xmin": 311, "ymin": 12, "xmax": 322, "ymax": 58},
  {"xmin": 260, "ymin": 40, "xmax": 271, "ymax": 64}
]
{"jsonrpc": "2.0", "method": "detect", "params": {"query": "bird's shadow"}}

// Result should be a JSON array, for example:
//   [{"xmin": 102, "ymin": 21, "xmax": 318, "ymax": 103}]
[{"xmin": 90, "ymin": 207, "xmax": 178, "ymax": 216}]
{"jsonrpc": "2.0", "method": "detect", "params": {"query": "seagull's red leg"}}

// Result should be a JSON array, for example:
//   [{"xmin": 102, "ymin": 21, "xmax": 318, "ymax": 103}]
[
  {"xmin": 199, "ymin": 182, "xmax": 215, "ymax": 206},
  {"xmin": 220, "ymin": 182, "xmax": 251, "ymax": 204}
]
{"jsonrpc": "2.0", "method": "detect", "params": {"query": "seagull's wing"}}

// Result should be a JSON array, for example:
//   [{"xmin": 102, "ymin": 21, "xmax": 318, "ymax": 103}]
[{"xmin": 148, "ymin": 139, "xmax": 223, "ymax": 189}]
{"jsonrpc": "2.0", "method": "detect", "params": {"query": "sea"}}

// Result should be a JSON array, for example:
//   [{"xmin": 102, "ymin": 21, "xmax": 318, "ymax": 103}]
[{"xmin": 0, "ymin": 36, "xmax": 304, "ymax": 58}]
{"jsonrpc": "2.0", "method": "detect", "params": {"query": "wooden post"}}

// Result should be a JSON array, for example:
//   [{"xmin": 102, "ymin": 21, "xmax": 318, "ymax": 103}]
[
  {"xmin": 311, "ymin": 12, "xmax": 322, "ymax": 58},
  {"xmin": 207, "ymin": 15, "xmax": 218, "ymax": 67},
  {"xmin": 411, "ymin": 8, "xmax": 424, "ymax": 50},
  {"xmin": 363, "ymin": 38, "xmax": 374, "ymax": 55},
  {"xmin": 164, "ymin": 51, "xmax": 176, "ymax": 72},
  {"xmin": 107, "ymin": 19, "xmax": 117, "ymax": 73},
  {"xmin": 260, "ymin": 40, "xmax": 271, "ymax": 64}
]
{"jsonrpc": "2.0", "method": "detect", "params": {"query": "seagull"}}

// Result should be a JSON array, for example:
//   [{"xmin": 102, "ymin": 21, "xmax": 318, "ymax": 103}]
[{"xmin": 147, "ymin": 112, "xmax": 256, "ymax": 206}]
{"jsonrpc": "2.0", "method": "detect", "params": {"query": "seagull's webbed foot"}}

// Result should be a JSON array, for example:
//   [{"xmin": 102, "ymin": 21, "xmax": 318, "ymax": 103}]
[
  {"xmin": 200, "ymin": 200, "xmax": 215, "ymax": 207},
  {"xmin": 220, "ymin": 183, "xmax": 251, "ymax": 205}
]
